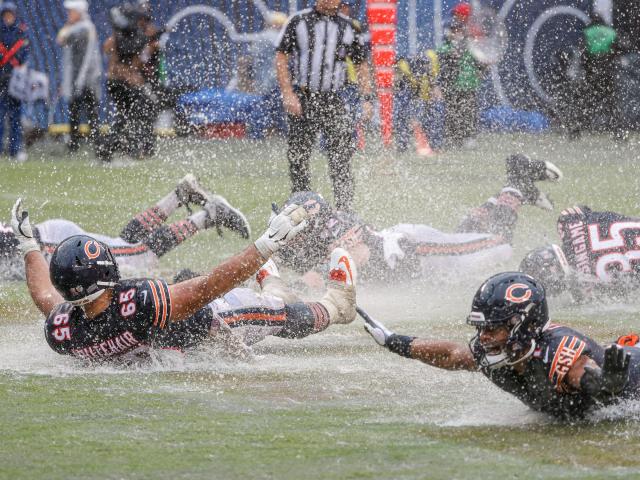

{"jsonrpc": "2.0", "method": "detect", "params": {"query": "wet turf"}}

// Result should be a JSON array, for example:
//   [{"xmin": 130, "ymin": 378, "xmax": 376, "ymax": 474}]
[{"xmin": 1, "ymin": 133, "xmax": 640, "ymax": 479}]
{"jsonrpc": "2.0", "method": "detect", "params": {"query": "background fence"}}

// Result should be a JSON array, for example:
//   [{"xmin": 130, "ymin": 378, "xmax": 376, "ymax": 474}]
[{"xmin": 15, "ymin": 0, "xmax": 601, "ymax": 119}]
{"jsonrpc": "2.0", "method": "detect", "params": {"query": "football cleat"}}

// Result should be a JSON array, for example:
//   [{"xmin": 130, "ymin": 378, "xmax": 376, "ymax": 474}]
[
  {"xmin": 320, "ymin": 248, "xmax": 357, "ymax": 325},
  {"xmin": 255, "ymin": 258, "xmax": 300, "ymax": 303},
  {"xmin": 203, "ymin": 194, "xmax": 251, "ymax": 239},
  {"xmin": 506, "ymin": 154, "xmax": 563, "ymax": 184},
  {"xmin": 175, "ymin": 174, "xmax": 209, "ymax": 209},
  {"xmin": 505, "ymin": 154, "xmax": 562, "ymax": 210}
]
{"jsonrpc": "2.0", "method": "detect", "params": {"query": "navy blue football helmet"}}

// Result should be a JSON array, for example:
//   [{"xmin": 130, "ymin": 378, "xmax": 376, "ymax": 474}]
[
  {"xmin": 467, "ymin": 272, "xmax": 549, "ymax": 370},
  {"xmin": 519, "ymin": 244, "xmax": 570, "ymax": 295},
  {"xmin": 49, "ymin": 235, "xmax": 120, "ymax": 305}
]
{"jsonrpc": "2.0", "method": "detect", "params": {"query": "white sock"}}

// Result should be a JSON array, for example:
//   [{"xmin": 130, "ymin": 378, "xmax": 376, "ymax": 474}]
[{"xmin": 156, "ymin": 191, "xmax": 180, "ymax": 217}]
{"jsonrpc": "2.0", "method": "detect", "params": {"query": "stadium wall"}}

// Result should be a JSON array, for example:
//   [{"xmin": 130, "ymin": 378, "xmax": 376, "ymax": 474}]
[{"xmin": 17, "ymin": 0, "xmax": 595, "ymax": 118}]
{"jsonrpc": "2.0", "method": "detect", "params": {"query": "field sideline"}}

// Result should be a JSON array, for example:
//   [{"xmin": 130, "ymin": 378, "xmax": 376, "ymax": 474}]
[{"xmin": 1, "ymin": 133, "xmax": 640, "ymax": 479}]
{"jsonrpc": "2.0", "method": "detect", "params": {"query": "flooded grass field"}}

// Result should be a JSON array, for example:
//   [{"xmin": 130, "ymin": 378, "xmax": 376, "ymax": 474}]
[{"xmin": 2, "ymin": 133, "xmax": 640, "ymax": 479}]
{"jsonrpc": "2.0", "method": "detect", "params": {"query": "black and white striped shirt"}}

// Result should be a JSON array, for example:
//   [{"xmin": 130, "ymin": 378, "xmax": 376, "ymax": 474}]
[{"xmin": 276, "ymin": 8, "xmax": 367, "ymax": 92}]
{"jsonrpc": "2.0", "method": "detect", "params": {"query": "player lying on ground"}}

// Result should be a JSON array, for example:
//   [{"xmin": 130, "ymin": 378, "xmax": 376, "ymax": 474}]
[
  {"xmin": 274, "ymin": 154, "xmax": 562, "ymax": 290},
  {"xmin": 0, "ymin": 174, "xmax": 249, "ymax": 279},
  {"xmin": 11, "ymin": 199, "xmax": 356, "ymax": 363},
  {"xmin": 364, "ymin": 271, "xmax": 640, "ymax": 419},
  {"xmin": 520, "ymin": 206, "xmax": 640, "ymax": 302}
]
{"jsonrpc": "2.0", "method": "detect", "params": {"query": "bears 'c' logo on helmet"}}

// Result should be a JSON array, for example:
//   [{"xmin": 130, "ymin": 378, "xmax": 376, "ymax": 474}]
[
  {"xmin": 505, "ymin": 283, "xmax": 532, "ymax": 303},
  {"xmin": 84, "ymin": 240, "xmax": 101, "ymax": 259}
]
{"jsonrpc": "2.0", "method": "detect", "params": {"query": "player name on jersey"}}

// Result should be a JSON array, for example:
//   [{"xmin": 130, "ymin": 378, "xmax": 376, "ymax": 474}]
[{"xmin": 71, "ymin": 330, "xmax": 142, "ymax": 359}]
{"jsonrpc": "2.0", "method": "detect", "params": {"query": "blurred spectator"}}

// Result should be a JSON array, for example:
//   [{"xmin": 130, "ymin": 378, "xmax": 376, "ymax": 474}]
[
  {"xmin": 57, "ymin": 0, "xmax": 101, "ymax": 153},
  {"xmin": 437, "ymin": 2, "xmax": 485, "ymax": 149},
  {"xmin": 0, "ymin": 2, "xmax": 28, "ymax": 161},
  {"xmin": 137, "ymin": 0, "xmax": 178, "ymax": 150},
  {"xmin": 23, "ymin": 69, "xmax": 49, "ymax": 148},
  {"xmin": 225, "ymin": 11, "xmax": 288, "ymax": 137},
  {"xmin": 97, "ymin": 2, "xmax": 154, "ymax": 162},
  {"xmin": 579, "ymin": 13, "xmax": 618, "ymax": 133},
  {"xmin": 249, "ymin": 11, "xmax": 287, "ymax": 96},
  {"xmin": 394, "ymin": 50, "xmax": 444, "ymax": 154}
]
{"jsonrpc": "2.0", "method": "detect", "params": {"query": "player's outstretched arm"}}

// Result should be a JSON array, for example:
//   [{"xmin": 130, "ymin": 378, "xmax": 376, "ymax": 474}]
[
  {"xmin": 11, "ymin": 199, "xmax": 63, "ymax": 316},
  {"xmin": 361, "ymin": 308, "xmax": 476, "ymax": 371},
  {"xmin": 168, "ymin": 204, "xmax": 308, "ymax": 322}
]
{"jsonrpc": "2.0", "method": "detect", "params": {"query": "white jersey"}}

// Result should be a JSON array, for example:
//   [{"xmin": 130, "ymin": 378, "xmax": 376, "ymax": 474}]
[
  {"xmin": 378, "ymin": 223, "xmax": 513, "ymax": 279},
  {"xmin": 36, "ymin": 219, "xmax": 158, "ymax": 277}
]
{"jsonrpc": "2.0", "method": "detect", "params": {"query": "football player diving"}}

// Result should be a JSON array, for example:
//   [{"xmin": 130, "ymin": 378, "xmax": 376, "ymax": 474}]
[
  {"xmin": 520, "ymin": 205, "xmax": 640, "ymax": 302},
  {"xmin": 0, "ymin": 174, "xmax": 250, "ymax": 280},
  {"xmin": 11, "ymin": 198, "xmax": 357, "ymax": 363},
  {"xmin": 274, "ymin": 154, "xmax": 562, "ymax": 290},
  {"xmin": 364, "ymin": 271, "xmax": 640, "ymax": 419}
]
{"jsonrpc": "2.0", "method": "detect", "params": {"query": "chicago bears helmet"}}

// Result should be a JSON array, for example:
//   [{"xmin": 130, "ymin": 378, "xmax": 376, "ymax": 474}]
[
  {"xmin": 519, "ymin": 244, "xmax": 570, "ymax": 295},
  {"xmin": 49, "ymin": 235, "xmax": 120, "ymax": 305},
  {"xmin": 284, "ymin": 191, "xmax": 333, "ymax": 234},
  {"xmin": 467, "ymin": 272, "xmax": 549, "ymax": 370}
]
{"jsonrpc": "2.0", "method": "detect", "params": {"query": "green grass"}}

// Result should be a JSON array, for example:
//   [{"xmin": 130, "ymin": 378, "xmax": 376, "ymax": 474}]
[{"xmin": 2, "ymin": 133, "xmax": 640, "ymax": 479}]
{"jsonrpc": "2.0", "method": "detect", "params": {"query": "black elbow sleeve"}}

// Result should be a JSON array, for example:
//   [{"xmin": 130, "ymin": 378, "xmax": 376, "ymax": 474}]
[{"xmin": 386, "ymin": 334, "xmax": 416, "ymax": 358}]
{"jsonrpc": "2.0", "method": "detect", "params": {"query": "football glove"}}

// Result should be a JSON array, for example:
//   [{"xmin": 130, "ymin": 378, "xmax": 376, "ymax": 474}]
[
  {"xmin": 582, "ymin": 344, "xmax": 630, "ymax": 398},
  {"xmin": 10, "ymin": 198, "xmax": 40, "ymax": 257},
  {"xmin": 254, "ymin": 203, "xmax": 308, "ymax": 258},
  {"xmin": 360, "ymin": 307, "xmax": 415, "ymax": 357},
  {"xmin": 363, "ymin": 313, "xmax": 395, "ymax": 346}
]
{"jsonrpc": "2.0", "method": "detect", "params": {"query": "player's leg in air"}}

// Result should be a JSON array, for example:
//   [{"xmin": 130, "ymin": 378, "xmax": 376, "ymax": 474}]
[
  {"xmin": 119, "ymin": 173, "xmax": 251, "ymax": 258},
  {"xmin": 456, "ymin": 153, "xmax": 563, "ymax": 240},
  {"xmin": 208, "ymin": 248, "xmax": 357, "ymax": 347}
]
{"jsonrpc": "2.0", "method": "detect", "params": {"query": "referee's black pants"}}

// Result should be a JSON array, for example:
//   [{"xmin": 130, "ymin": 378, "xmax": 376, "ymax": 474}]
[{"xmin": 287, "ymin": 91, "xmax": 356, "ymax": 211}]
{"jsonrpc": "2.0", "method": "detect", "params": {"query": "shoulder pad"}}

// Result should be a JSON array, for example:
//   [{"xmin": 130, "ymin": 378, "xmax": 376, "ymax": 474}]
[{"xmin": 44, "ymin": 302, "xmax": 78, "ymax": 354}]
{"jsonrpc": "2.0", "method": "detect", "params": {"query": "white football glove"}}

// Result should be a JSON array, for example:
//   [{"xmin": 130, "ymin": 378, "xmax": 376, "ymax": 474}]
[
  {"xmin": 363, "ymin": 315, "xmax": 395, "ymax": 347},
  {"xmin": 10, "ymin": 198, "xmax": 40, "ymax": 257},
  {"xmin": 254, "ymin": 203, "xmax": 308, "ymax": 258}
]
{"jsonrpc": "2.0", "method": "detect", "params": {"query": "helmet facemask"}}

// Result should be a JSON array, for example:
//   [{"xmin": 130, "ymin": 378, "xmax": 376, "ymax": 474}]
[
  {"xmin": 468, "ymin": 308, "xmax": 545, "ymax": 370},
  {"xmin": 467, "ymin": 272, "xmax": 550, "ymax": 371}
]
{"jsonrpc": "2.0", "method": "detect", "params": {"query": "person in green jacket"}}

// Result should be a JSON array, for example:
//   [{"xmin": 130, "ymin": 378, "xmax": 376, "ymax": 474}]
[{"xmin": 437, "ymin": 2, "xmax": 485, "ymax": 149}]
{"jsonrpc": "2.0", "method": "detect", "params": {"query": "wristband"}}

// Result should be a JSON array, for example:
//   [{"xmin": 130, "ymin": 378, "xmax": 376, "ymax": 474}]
[{"xmin": 386, "ymin": 334, "xmax": 415, "ymax": 358}]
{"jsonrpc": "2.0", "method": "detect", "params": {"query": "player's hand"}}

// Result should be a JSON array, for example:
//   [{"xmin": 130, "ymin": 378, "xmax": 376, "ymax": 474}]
[
  {"xmin": 254, "ymin": 203, "xmax": 308, "ymax": 258},
  {"xmin": 211, "ymin": 317, "xmax": 253, "ymax": 360},
  {"xmin": 10, "ymin": 198, "xmax": 40, "ymax": 257},
  {"xmin": 600, "ymin": 344, "xmax": 630, "ymax": 394},
  {"xmin": 283, "ymin": 91, "xmax": 302, "ymax": 116},
  {"xmin": 363, "ymin": 313, "xmax": 395, "ymax": 347}
]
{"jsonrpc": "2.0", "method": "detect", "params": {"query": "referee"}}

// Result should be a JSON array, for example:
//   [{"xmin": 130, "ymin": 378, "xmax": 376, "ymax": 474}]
[{"xmin": 276, "ymin": 0, "xmax": 373, "ymax": 211}]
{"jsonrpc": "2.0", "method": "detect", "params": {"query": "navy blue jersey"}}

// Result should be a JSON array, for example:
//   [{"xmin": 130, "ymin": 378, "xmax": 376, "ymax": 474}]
[
  {"xmin": 44, "ymin": 278, "xmax": 214, "ymax": 361},
  {"xmin": 557, "ymin": 206, "xmax": 640, "ymax": 293},
  {"xmin": 472, "ymin": 324, "xmax": 640, "ymax": 418}
]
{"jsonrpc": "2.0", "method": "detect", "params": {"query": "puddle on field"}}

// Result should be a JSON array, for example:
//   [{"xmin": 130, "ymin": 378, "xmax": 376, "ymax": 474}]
[{"xmin": 4, "ymin": 281, "xmax": 640, "ymax": 430}]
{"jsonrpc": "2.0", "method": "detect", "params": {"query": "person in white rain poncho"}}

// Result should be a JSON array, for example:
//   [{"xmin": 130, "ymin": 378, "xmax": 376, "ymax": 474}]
[{"xmin": 56, "ymin": 0, "xmax": 102, "ymax": 152}]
